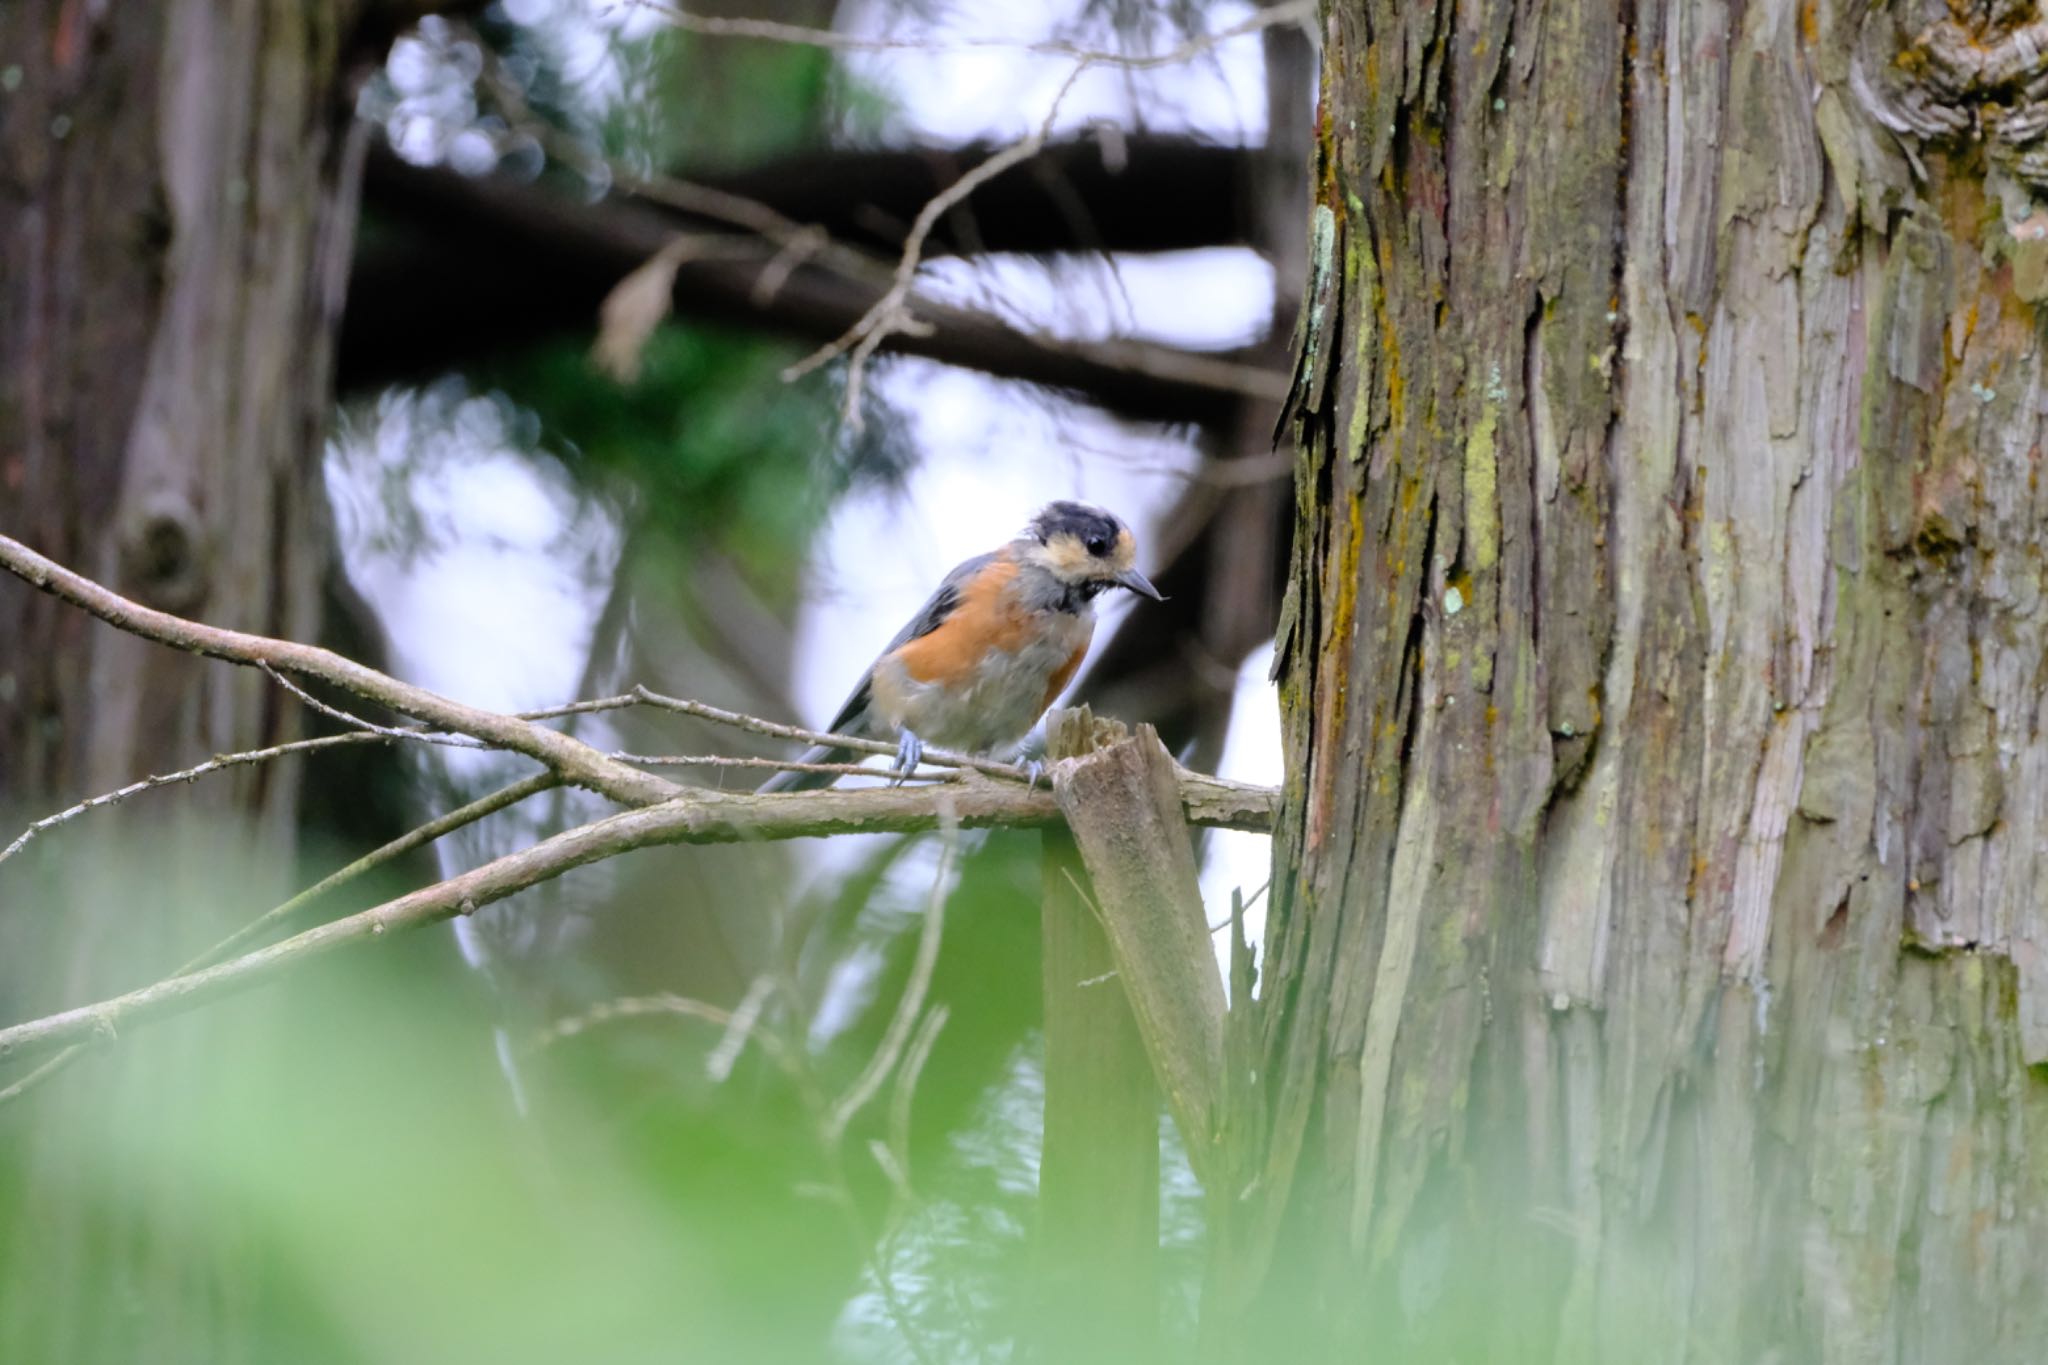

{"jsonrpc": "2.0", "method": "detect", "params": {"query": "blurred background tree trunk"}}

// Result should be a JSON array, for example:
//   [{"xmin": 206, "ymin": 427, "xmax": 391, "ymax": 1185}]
[
  {"xmin": 1244, "ymin": 0, "xmax": 2048, "ymax": 1358},
  {"xmin": 0, "ymin": 0, "xmax": 364, "ymax": 1357}
]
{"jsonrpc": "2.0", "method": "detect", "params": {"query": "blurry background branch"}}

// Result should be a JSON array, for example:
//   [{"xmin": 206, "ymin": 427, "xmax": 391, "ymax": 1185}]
[
  {"xmin": 628, "ymin": 0, "xmax": 1312, "ymax": 59},
  {"xmin": 347, "ymin": 142, "xmax": 1285, "ymax": 424}
]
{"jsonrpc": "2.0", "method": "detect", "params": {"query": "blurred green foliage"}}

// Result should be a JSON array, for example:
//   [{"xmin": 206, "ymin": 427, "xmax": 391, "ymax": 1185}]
[{"xmin": 490, "ymin": 324, "xmax": 908, "ymax": 585}]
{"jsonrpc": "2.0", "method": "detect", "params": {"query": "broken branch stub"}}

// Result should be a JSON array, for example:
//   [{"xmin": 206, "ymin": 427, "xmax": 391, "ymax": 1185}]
[
  {"xmin": 1036, "ymin": 802, "xmax": 1161, "ymax": 1359},
  {"xmin": 1050, "ymin": 714, "xmax": 1228, "ymax": 1187}
]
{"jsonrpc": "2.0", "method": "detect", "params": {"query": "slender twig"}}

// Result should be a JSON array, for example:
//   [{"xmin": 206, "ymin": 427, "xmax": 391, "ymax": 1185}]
[
  {"xmin": 0, "ymin": 533, "xmax": 679, "ymax": 805},
  {"xmin": 675, "ymin": 0, "xmax": 1315, "ymax": 425},
  {"xmin": 0, "ymin": 731, "xmax": 387, "ymax": 871},
  {"xmin": 782, "ymin": 63, "xmax": 1094, "ymax": 426},
  {"xmin": 825, "ymin": 800, "xmax": 959, "ymax": 1143},
  {"xmin": 517, "ymin": 694, "xmax": 640, "ymax": 721},
  {"xmin": 751, "ymin": 225, "xmax": 831, "ymax": 305},
  {"xmin": 528, "ymin": 990, "xmax": 792, "ymax": 1068},
  {"xmin": 263, "ymin": 664, "xmax": 487, "ymax": 749},
  {"xmin": 0, "ymin": 770, "xmax": 561, "ymax": 1106},
  {"xmin": 883, "ymin": 1004, "xmax": 949, "ymax": 1205},
  {"xmin": 631, "ymin": 685, "xmax": 1032, "ymax": 782},
  {"xmin": 862, "ymin": 1001, "xmax": 948, "ymax": 1352},
  {"xmin": 202, "ymin": 770, "xmax": 561, "ymax": 966},
  {"xmin": 0, "ymin": 696, "xmax": 634, "ymax": 874},
  {"xmin": 0, "ymin": 1052, "xmax": 82, "ymax": 1108},
  {"xmin": 0, "ymin": 536, "xmax": 1278, "ymax": 1080},
  {"xmin": 605, "ymin": 751, "xmax": 961, "ymax": 781},
  {"xmin": 0, "ymin": 771, "xmax": 1272, "ymax": 1072},
  {"xmin": 533, "ymin": 992, "xmax": 730, "ymax": 1046},
  {"xmin": 706, "ymin": 975, "xmax": 777, "ymax": 1081},
  {"xmin": 1207, "ymin": 877, "xmax": 1273, "ymax": 934}
]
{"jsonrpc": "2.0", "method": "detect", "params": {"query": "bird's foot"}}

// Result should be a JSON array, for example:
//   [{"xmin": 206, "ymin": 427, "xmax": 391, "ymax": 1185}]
[
  {"xmin": 1022, "ymin": 758, "xmax": 1046, "ymax": 789},
  {"xmin": 890, "ymin": 730, "xmax": 924, "ymax": 784}
]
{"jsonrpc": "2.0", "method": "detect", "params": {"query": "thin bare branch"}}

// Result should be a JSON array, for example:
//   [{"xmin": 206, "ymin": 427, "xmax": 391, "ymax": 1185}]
[
  {"xmin": 884, "ymin": 1004, "xmax": 949, "ymax": 1200},
  {"xmin": 529, "ymin": 991, "xmax": 792, "ymax": 1069},
  {"xmin": 706, "ymin": 975, "xmax": 778, "ymax": 1081},
  {"xmin": 0, "ymin": 731, "xmax": 386, "ymax": 871},
  {"xmin": 263, "ymin": 664, "xmax": 487, "ymax": 749},
  {"xmin": 517, "ymin": 694, "xmax": 641, "ymax": 721},
  {"xmin": 783, "ymin": 63, "xmax": 1093, "ymax": 424},
  {"xmin": 0, "ymin": 767, "xmax": 1272, "ymax": 1072},
  {"xmin": 0, "ymin": 534, "xmax": 680, "ymax": 805},
  {"xmin": 606, "ymin": 751, "xmax": 959, "ymax": 781},
  {"xmin": 0, "ymin": 770, "xmax": 561, "ymax": 1106},
  {"xmin": 630, "ymin": 685, "xmax": 1034, "ymax": 782},
  {"xmin": 0, "ymin": 691, "xmax": 635, "ymax": 875},
  {"xmin": 202, "ymin": 770, "xmax": 562, "ymax": 967},
  {"xmin": 825, "ymin": 800, "xmax": 959, "ymax": 1143},
  {"xmin": 1207, "ymin": 877, "xmax": 1273, "ymax": 934},
  {"xmin": 0, "ymin": 1051, "xmax": 81, "ymax": 1107},
  {"xmin": 650, "ymin": 0, "xmax": 1312, "ymax": 425}
]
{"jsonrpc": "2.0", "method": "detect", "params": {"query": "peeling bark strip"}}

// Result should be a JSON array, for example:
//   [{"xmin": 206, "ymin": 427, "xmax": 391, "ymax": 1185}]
[{"xmin": 1242, "ymin": 0, "xmax": 2048, "ymax": 1358}]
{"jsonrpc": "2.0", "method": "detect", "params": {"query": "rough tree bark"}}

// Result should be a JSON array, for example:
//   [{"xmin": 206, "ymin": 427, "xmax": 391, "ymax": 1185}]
[
  {"xmin": 1241, "ymin": 0, "xmax": 2048, "ymax": 1359},
  {"xmin": 0, "ymin": 1, "xmax": 363, "ymax": 1357}
]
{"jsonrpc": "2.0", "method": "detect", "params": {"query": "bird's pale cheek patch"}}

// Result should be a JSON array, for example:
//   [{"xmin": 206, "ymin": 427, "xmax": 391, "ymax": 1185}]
[
  {"xmin": 1112, "ymin": 526, "xmax": 1136, "ymax": 572},
  {"xmin": 1029, "ymin": 533, "xmax": 1094, "ymax": 580}
]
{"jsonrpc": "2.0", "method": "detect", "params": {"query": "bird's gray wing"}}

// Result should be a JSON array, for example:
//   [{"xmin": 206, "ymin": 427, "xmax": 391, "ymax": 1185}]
[{"xmin": 758, "ymin": 551, "xmax": 1000, "ymax": 793}]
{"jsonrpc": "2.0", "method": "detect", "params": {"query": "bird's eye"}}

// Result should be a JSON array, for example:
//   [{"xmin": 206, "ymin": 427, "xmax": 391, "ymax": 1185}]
[{"xmin": 1084, "ymin": 534, "xmax": 1110, "ymax": 557}]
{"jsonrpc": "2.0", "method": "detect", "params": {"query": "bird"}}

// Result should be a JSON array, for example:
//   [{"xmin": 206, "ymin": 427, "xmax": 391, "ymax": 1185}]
[{"xmin": 759, "ymin": 500, "xmax": 1164, "ymax": 792}]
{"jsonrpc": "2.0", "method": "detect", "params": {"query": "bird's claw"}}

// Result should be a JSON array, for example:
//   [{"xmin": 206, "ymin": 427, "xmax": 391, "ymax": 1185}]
[
  {"xmin": 1022, "ymin": 758, "xmax": 1045, "ymax": 789},
  {"xmin": 891, "ymin": 730, "xmax": 924, "ymax": 785}
]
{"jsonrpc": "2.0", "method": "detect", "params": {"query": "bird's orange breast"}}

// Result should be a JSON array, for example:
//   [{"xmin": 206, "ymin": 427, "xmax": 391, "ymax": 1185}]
[
  {"xmin": 1039, "ymin": 643, "xmax": 1086, "ymax": 712},
  {"xmin": 891, "ymin": 558, "xmax": 1036, "ymax": 685}
]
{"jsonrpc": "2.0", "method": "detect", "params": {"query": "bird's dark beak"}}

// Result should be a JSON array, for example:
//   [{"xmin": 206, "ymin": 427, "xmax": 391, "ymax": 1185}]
[{"xmin": 1115, "ymin": 567, "xmax": 1166, "ymax": 601}]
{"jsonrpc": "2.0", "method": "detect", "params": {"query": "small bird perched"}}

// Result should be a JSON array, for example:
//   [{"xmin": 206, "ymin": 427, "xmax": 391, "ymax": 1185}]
[{"xmin": 760, "ymin": 500, "xmax": 1164, "ymax": 792}]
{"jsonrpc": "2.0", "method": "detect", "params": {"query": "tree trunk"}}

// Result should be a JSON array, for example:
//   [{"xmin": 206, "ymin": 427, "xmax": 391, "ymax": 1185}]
[
  {"xmin": 0, "ymin": 0, "xmax": 362, "ymax": 1357},
  {"xmin": 1243, "ymin": 0, "xmax": 2048, "ymax": 1359}
]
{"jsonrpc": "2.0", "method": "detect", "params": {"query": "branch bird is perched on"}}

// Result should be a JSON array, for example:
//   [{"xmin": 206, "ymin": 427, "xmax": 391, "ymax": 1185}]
[{"xmin": 760, "ymin": 501, "xmax": 1164, "ymax": 792}]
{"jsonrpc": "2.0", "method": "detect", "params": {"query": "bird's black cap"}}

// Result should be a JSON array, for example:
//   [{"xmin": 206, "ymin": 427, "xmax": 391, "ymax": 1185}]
[{"xmin": 1027, "ymin": 501, "xmax": 1124, "ymax": 551}]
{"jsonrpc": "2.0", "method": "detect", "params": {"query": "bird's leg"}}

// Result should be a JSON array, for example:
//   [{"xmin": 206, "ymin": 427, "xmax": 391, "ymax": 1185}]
[
  {"xmin": 891, "ymin": 729, "xmax": 924, "ymax": 784},
  {"xmin": 1014, "ymin": 728, "xmax": 1048, "ymax": 789}
]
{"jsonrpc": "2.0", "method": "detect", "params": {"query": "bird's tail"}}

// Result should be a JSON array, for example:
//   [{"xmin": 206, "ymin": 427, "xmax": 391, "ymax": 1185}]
[{"xmin": 757, "ymin": 744, "xmax": 855, "ymax": 793}]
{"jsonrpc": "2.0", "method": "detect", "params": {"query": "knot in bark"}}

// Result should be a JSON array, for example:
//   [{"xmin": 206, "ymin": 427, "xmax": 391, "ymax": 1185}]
[{"xmin": 118, "ymin": 492, "xmax": 209, "ymax": 613}]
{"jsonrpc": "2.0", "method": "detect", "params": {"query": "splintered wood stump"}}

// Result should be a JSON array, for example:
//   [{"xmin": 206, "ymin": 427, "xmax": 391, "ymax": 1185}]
[
  {"xmin": 1034, "ymin": 708, "xmax": 1159, "ymax": 1361},
  {"xmin": 1031, "ymin": 707, "xmax": 1232, "ymax": 1362},
  {"xmin": 1037, "ymin": 801, "xmax": 1160, "ymax": 1357},
  {"xmin": 1050, "ymin": 712, "xmax": 1227, "ymax": 1185}
]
